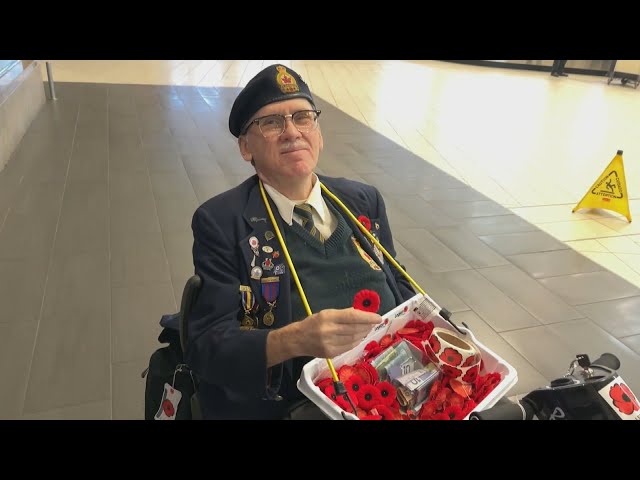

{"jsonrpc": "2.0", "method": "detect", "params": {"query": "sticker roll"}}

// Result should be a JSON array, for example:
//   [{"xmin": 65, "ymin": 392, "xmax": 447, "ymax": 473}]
[{"xmin": 423, "ymin": 327, "xmax": 481, "ymax": 385}]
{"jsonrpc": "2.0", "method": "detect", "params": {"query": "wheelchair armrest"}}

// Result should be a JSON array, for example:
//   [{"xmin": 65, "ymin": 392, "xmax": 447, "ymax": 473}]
[{"xmin": 179, "ymin": 275, "xmax": 202, "ymax": 354}]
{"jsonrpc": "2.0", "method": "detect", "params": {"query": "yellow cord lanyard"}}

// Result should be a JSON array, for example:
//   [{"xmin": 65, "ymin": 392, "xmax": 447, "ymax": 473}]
[{"xmin": 258, "ymin": 179, "xmax": 426, "ymax": 383}]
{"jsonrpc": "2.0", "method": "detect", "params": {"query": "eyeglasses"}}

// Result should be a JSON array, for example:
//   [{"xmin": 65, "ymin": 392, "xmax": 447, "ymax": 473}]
[{"xmin": 242, "ymin": 109, "xmax": 322, "ymax": 138}]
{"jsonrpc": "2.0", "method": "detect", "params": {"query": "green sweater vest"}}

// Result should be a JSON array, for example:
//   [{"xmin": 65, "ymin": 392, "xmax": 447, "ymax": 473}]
[{"xmin": 283, "ymin": 203, "xmax": 397, "ymax": 322}]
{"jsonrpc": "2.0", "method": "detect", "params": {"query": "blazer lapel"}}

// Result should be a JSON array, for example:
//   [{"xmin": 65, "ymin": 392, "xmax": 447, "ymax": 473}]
[{"xmin": 240, "ymin": 181, "xmax": 292, "ymax": 328}]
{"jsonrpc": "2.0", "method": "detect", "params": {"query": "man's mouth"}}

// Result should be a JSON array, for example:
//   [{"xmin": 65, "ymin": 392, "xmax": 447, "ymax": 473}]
[{"xmin": 280, "ymin": 143, "xmax": 309, "ymax": 154}]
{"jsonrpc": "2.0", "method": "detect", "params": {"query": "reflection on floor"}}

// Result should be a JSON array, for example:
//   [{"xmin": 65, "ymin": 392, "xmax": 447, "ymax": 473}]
[{"xmin": 0, "ymin": 60, "xmax": 639, "ymax": 420}]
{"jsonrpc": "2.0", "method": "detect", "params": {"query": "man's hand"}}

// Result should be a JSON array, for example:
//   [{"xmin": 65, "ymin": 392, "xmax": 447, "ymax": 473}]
[{"xmin": 266, "ymin": 307, "xmax": 382, "ymax": 367}]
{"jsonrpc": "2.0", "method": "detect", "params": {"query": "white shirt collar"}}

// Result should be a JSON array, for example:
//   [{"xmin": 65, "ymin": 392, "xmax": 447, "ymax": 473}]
[{"xmin": 262, "ymin": 173, "xmax": 329, "ymax": 225}]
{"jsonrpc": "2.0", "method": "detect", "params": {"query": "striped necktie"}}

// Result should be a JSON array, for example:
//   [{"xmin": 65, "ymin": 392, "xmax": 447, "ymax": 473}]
[{"xmin": 294, "ymin": 203, "xmax": 324, "ymax": 243}]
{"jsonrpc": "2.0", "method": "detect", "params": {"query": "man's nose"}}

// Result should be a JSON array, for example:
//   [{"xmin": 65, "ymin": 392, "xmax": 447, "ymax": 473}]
[{"xmin": 280, "ymin": 117, "xmax": 301, "ymax": 140}]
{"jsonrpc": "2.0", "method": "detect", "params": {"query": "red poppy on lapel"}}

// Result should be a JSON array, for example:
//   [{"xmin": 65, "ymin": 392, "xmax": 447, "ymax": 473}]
[{"xmin": 357, "ymin": 215, "xmax": 372, "ymax": 231}]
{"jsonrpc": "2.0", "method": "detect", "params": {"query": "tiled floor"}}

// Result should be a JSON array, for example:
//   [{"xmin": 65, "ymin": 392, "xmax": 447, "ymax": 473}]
[{"xmin": 1, "ymin": 60, "xmax": 640, "ymax": 419}]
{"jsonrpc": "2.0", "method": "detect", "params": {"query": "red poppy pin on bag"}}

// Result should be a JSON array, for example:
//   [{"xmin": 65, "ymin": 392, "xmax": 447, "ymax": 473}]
[
  {"xmin": 154, "ymin": 383, "xmax": 182, "ymax": 420},
  {"xmin": 598, "ymin": 378, "xmax": 640, "ymax": 419}
]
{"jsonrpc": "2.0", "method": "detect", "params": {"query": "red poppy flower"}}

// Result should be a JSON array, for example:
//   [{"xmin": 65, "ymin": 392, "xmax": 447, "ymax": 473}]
[
  {"xmin": 357, "ymin": 384, "xmax": 383, "ymax": 410},
  {"xmin": 376, "ymin": 381, "xmax": 397, "ymax": 407},
  {"xmin": 364, "ymin": 346, "xmax": 382, "ymax": 362},
  {"xmin": 473, "ymin": 372, "xmax": 502, "ymax": 403},
  {"xmin": 323, "ymin": 384, "xmax": 338, "ymax": 402},
  {"xmin": 609, "ymin": 383, "xmax": 640, "ymax": 415},
  {"xmin": 354, "ymin": 362, "xmax": 379, "ymax": 384},
  {"xmin": 335, "ymin": 391, "xmax": 359, "ymax": 412},
  {"xmin": 371, "ymin": 404, "xmax": 395, "ymax": 420},
  {"xmin": 435, "ymin": 387, "xmax": 452, "ymax": 409},
  {"xmin": 404, "ymin": 320, "xmax": 426, "ymax": 331},
  {"xmin": 431, "ymin": 412, "xmax": 451, "ymax": 420},
  {"xmin": 338, "ymin": 365, "xmax": 357, "ymax": 383},
  {"xmin": 441, "ymin": 365, "xmax": 463, "ymax": 379},
  {"xmin": 449, "ymin": 379, "xmax": 473, "ymax": 399},
  {"xmin": 439, "ymin": 347, "xmax": 463, "ymax": 367},
  {"xmin": 353, "ymin": 289, "xmax": 381, "ymax": 313},
  {"xmin": 422, "ymin": 322, "xmax": 435, "ymax": 339},
  {"xmin": 462, "ymin": 399, "xmax": 477, "ymax": 416},
  {"xmin": 364, "ymin": 340, "xmax": 379, "ymax": 352},
  {"xmin": 360, "ymin": 414, "xmax": 382, "ymax": 420},
  {"xmin": 363, "ymin": 340, "xmax": 382, "ymax": 361},
  {"xmin": 356, "ymin": 407, "xmax": 369, "ymax": 419},
  {"xmin": 442, "ymin": 405, "xmax": 465, "ymax": 420},
  {"xmin": 345, "ymin": 375, "xmax": 364, "ymax": 396},
  {"xmin": 428, "ymin": 380, "xmax": 442, "ymax": 402},
  {"xmin": 621, "ymin": 384, "xmax": 640, "ymax": 410},
  {"xmin": 358, "ymin": 215, "xmax": 372, "ymax": 231},
  {"xmin": 324, "ymin": 384, "xmax": 358, "ymax": 411},
  {"xmin": 162, "ymin": 399, "xmax": 175, "ymax": 417},
  {"xmin": 315, "ymin": 377, "xmax": 333, "ymax": 390},
  {"xmin": 397, "ymin": 327, "xmax": 420, "ymax": 336},
  {"xmin": 448, "ymin": 392, "xmax": 465, "ymax": 409},
  {"xmin": 462, "ymin": 366, "xmax": 480, "ymax": 384},
  {"xmin": 429, "ymin": 335, "xmax": 441, "ymax": 354},
  {"xmin": 419, "ymin": 401, "xmax": 439, "ymax": 420},
  {"xmin": 462, "ymin": 354, "xmax": 480, "ymax": 368},
  {"xmin": 379, "ymin": 334, "xmax": 394, "ymax": 349}
]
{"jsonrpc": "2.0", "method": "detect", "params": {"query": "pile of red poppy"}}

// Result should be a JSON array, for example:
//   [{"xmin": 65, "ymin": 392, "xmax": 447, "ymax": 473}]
[{"xmin": 314, "ymin": 317, "xmax": 503, "ymax": 420}]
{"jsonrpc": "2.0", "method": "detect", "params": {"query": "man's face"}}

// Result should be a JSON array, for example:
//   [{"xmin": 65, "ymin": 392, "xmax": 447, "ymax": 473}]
[{"xmin": 238, "ymin": 98, "xmax": 323, "ymax": 189}]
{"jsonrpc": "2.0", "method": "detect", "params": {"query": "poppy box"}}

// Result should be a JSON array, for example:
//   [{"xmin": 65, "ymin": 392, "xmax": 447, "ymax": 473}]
[{"xmin": 297, "ymin": 293, "xmax": 518, "ymax": 420}]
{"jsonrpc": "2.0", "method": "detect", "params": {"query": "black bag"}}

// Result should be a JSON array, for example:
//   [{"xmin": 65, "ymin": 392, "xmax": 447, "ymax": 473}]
[{"xmin": 142, "ymin": 326, "xmax": 199, "ymax": 420}]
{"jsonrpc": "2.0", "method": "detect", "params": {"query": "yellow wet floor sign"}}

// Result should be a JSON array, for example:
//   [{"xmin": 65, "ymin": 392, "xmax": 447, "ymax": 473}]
[{"xmin": 573, "ymin": 150, "xmax": 632, "ymax": 222}]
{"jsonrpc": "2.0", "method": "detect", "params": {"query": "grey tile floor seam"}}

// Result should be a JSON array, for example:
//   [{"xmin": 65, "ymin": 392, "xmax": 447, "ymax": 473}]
[{"xmin": 1, "ymin": 81, "xmax": 640, "ymax": 418}]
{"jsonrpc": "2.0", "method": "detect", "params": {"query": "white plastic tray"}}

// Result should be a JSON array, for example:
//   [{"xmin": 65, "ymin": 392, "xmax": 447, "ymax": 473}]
[{"xmin": 297, "ymin": 293, "xmax": 518, "ymax": 420}]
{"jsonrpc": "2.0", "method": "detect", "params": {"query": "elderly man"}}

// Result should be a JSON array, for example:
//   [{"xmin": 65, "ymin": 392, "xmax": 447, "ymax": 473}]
[{"xmin": 187, "ymin": 64, "xmax": 415, "ymax": 419}]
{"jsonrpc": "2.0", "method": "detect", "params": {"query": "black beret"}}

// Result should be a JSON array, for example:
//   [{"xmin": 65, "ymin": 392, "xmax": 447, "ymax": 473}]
[{"xmin": 229, "ymin": 64, "xmax": 315, "ymax": 137}]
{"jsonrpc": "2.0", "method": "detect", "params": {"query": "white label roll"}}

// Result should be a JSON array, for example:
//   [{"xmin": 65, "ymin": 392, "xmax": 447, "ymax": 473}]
[{"xmin": 423, "ymin": 327, "xmax": 481, "ymax": 385}]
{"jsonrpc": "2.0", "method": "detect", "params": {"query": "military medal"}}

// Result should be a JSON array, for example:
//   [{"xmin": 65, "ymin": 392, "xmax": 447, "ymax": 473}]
[
  {"xmin": 240, "ymin": 314, "xmax": 255, "ymax": 330},
  {"xmin": 249, "ymin": 236, "xmax": 260, "ymax": 256},
  {"xmin": 265, "ymin": 231, "xmax": 275, "ymax": 241},
  {"xmin": 261, "ymin": 276, "xmax": 280, "ymax": 327},
  {"xmin": 262, "ymin": 245, "xmax": 273, "ymax": 253},
  {"xmin": 251, "ymin": 266, "xmax": 263, "ymax": 280},
  {"xmin": 351, "ymin": 236, "xmax": 382, "ymax": 271},
  {"xmin": 240, "ymin": 285, "xmax": 257, "ymax": 330},
  {"xmin": 263, "ymin": 310, "xmax": 275, "ymax": 327},
  {"xmin": 373, "ymin": 244, "xmax": 384, "ymax": 264}
]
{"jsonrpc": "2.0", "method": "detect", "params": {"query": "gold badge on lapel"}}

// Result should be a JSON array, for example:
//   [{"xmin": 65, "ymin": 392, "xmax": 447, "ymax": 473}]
[{"xmin": 351, "ymin": 236, "xmax": 382, "ymax": 271}]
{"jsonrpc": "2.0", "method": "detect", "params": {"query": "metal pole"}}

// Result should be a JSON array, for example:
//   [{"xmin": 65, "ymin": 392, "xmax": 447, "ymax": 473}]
[{"xmin": 45, "ymin": 61, "xmax": 56, "ymax": 100}]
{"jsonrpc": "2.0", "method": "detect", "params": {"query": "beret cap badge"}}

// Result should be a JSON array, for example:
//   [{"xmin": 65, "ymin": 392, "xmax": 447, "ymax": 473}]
[
  {"xmin": 228, "ymin": 64, "xmax": 314, "ymax": 137},
  {"xmin": 276, "ymin": 66, "xmax": 300, "ymax": 94}
]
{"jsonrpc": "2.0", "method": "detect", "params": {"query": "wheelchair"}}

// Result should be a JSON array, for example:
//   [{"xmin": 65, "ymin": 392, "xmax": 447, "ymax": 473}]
[{"xmin": 143, "ymin": 275, "xmax": 203, "ymax": 420}]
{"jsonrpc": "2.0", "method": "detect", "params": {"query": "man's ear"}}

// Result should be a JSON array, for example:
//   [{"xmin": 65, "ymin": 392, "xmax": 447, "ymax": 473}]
[{"xmin": 238, "ymin": 136, "xmax": 253, "ymax": 163}]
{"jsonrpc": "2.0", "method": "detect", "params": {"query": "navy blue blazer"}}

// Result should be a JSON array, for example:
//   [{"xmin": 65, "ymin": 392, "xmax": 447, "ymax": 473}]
[{"xmin": 187, "ymin": 174, "xmax": 415, "ymax": 419}]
